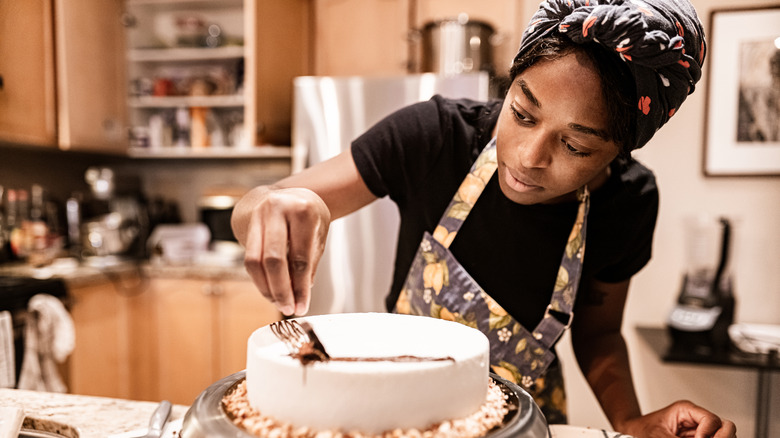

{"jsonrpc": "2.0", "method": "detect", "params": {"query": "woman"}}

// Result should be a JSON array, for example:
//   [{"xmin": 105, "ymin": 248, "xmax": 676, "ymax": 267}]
[{"xmin": 232, "ymin": 0, "xmax": 736, "ymax": 436}]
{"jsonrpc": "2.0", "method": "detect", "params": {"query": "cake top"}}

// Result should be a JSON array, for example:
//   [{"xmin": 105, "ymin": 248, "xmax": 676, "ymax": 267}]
[{"xmin": 250, "ymin": 312, "xmax": 490, "ymax": 372}]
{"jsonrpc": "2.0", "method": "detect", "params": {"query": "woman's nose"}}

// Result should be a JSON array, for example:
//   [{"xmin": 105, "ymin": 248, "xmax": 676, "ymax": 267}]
[{"xmin": 518, "ymin": 131, "xmax": 553, "ymax": 169}]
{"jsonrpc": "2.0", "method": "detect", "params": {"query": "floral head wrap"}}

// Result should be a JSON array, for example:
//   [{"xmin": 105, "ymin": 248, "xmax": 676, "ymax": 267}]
[{"xmin": 516, "ymin": 0, "xmax": 706, "ymax": 149}]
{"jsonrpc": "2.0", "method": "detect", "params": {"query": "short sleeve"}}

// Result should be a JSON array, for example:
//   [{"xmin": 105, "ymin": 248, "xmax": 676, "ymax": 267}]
[
  {"xmin": 591, "ymin": 159, "xmax": 659, "ymax": 283},
  {"xmin": 350, "ymin": 98, "xmax": 450, "ymax": 205}
]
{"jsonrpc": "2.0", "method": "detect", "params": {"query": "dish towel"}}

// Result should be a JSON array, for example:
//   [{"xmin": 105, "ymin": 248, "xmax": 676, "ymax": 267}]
[
  {"xmin": 18, "ymin": 294, "xmax": 75, "ymax": 392},
  {"xmin": 0, "ymin": 311, "xmax": 14, "ymax": 388}
]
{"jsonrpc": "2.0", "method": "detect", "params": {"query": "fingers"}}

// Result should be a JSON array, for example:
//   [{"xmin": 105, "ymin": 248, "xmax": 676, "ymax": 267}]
[
  {"xmin": 263, "ymin": 207, "xmax": 296, "ymax": 316},
  {"xmin": 242, "ymin": 188, "xmax": 329, "ymax": 317},
  {"xmin": 243, "ymin": 205, "xmax": 292, "ymax": 315},
  {"xmin": 287, "ymin": 202, "xmax": 323, "ymax": 316},
  {"xmin": 714, "ymin": 419, "xmax": 736, "ymax": 438},
  {"xmin": 692, "ymin": 413, "xmax": 736, "ymax": 438},
  {"xmin": 667, "ymin": 401, "xmax": 736, "ymax": 438}
]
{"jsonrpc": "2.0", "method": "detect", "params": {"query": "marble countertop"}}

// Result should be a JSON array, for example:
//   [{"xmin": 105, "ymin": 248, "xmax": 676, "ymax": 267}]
[
  {"xmin": 0, "ymin": 389, "xmax": 188, "ymax": 438},
  {"xmin": 0, "ymin": 389, "xmax": 630, "ymax": 438},
  {"xmin": 0, "ymin": 257, "xmax": 250, "ymax": 287}
]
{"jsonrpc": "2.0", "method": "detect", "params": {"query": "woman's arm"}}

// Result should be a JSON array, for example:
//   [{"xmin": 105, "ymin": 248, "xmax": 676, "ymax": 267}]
[
  {"xmin": 570, "ymin": 278, "xmax": 641, "ymax": 429},
  {"xmin": 572, "ymin": 278, "xmax": 737, "ymax": 437},
  {"xmin": 231, "ymin": 148, "xmax": 378, "ymax": 316}
]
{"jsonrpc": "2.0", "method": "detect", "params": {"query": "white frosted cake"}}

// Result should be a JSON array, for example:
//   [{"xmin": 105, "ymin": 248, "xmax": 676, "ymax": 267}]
[{"xmin": 243, "ymin": 312, "xmax": 491, "ymax": 435}]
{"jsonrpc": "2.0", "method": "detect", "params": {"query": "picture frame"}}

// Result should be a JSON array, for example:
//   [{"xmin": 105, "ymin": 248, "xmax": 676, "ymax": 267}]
[{"xmin": 702, "ymin": 6, "xmax": 780, "ymax": 176}]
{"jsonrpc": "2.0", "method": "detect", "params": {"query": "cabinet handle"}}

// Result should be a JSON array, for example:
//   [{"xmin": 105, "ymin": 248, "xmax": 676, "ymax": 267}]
[
  {"xmin": 121, "ymin": 13, "xmax": 136, "ymax": 28},
  {"xmin": 0, "ymin": 75, "xmax": 4, "ymax": 90},
  {"xmin": 201, "ymin": 282, "xmax": 224, "ymax": 296}
]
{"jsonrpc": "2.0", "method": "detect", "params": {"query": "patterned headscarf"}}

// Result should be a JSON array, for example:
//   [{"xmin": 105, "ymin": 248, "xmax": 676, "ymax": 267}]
[{"xmin": 515, "ymin": 0, "xmax": 706, "ymax": 149}]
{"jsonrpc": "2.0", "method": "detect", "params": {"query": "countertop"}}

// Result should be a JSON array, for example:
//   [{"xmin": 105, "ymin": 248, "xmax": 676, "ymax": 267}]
[
  {"xmin": 0, "ymin": 388, "xmax": 630, "ymax": 438},
  {"xmin": 0, "ymin": 388, "xmax": 187, "ymax": 438},
  {"xmin": 0, "ymin": 257, "xmax": 250, "ymax": 287}
]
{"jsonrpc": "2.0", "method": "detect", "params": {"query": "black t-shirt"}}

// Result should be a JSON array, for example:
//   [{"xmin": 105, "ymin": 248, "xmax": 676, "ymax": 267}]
[{"xmin": 351, "ymin": 95, "xmax": 658, "ymax": 330}]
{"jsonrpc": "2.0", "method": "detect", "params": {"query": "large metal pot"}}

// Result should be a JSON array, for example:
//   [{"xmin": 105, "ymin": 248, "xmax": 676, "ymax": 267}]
[{"xmin": 420, "ymin": 15, "xmax": 496, "ymax": 76}]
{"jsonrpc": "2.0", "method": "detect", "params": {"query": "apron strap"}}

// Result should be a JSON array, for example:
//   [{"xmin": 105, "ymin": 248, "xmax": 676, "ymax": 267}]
[
  {"xmin": 432, "ymin": 138, "xmax": 497, "ymax": 249},
  {"xmin": 532, "ymin": 186, "xmax": 590, "ymax": 349}
]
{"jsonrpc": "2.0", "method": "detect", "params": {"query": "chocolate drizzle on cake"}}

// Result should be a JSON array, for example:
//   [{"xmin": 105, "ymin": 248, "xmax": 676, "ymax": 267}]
[
  {"xmin": 290, "ymin": 354, "xmax": 456, "ymax": 363},
  {"xmin": 271, "ymin": 319, "xmax": 456, "ymax": 367}
]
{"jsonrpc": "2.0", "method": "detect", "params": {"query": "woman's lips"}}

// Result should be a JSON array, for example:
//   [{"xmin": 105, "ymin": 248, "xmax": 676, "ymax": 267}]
[{"xmin": 505, "ymin": 169, "xmax": 542, "ymax": 192}]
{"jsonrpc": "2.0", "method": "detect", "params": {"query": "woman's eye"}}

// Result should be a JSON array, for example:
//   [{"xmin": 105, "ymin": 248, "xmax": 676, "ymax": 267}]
[
  {"xmin": 511, "ymin": 106, "xmax": 531, "ymax": 124},
  {"xmin": 563, "ymin": 141, "xmax": 591, "ymax": 157}
]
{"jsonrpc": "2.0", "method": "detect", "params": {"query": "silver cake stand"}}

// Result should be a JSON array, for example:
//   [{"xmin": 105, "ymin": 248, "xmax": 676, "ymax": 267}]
[{"xmin": 181, "ymin": 370, "xmax": 550, "ymax": 438}]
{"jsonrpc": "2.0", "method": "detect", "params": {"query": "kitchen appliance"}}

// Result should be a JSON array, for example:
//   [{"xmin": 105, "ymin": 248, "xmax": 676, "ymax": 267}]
[
  {"xmin": 147, "ymin": 223, "xmax": 211, "ymax": 265},
  {"xmin": 292, "ymin": 73, "xmax": 489, "ymax": 315},
  {"xmin": 179, "ymin": 370, "xmax": 550, "ymax": 438},
  {"xmin": 77, "ymin": 167, "xmax": 148, "ymax": 264},
  {"xmin": 668, "ymin": 216, "xmax": 736, "ymax": 355},
  {"xmin": 197, "ymin": 188, "xmax": 244, "ymax": 244},
  {"xmin": 419, "ymin": 14, "xmax": 497, "ymax": 77}
]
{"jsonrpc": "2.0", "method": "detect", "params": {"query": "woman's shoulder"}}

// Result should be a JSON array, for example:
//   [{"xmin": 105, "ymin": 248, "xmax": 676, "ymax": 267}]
[
  {"xmin": 603, "ymin": 157, "xmax": 658, "ymax": 202},
  {"xmin": 429, "ymin": 95, "xmax": 502, "ymax": 121}
]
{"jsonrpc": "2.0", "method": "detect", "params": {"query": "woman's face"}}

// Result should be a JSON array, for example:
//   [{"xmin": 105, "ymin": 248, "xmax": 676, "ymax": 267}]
[{"xmin": 495, "ymin": 50, "xmax": 620, "ymax": 205}]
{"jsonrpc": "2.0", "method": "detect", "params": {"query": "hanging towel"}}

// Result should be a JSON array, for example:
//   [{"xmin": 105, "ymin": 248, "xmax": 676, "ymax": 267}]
[
  {"xmin": 18, "ymin": 294, "xmax": 75, "ymax": 392},
  {"xmin": 0, "ymin": 311, "xmax": 14, "ymax": 388}
]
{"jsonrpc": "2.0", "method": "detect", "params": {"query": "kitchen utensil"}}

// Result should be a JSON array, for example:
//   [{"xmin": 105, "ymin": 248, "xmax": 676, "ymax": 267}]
[
  {"xmin": 668, "ymin": 216, "xmax": 736, "ymax": 354},
  {"xmin": 180, "ymin": 370, "xmax": 549, "ymax": 438},
  {"xmin": 418, "ymin": 14, "xmax": 497, "ymax": 76},
  {"xmin": 138, "ymin": 401, "xmax": 172, "ymax": 438},
  {"xmin": 269, "ymin": 320, "xmax": 330, "ymax": 362}
]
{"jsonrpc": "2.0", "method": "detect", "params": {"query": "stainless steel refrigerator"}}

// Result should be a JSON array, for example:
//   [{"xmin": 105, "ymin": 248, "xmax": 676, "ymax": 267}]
[{"xmin": 292, "ymin": 73, "xmax": 490, "ymax": 315}]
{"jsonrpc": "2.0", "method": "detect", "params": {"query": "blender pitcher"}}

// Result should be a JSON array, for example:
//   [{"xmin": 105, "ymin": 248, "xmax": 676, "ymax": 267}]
[{"xmin": 668, "ymin": 215, "xmax": 736, "ymax": 354}]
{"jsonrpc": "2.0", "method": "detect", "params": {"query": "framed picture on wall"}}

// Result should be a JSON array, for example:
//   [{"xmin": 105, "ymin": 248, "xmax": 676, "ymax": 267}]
[{"xmin": 703, "ymin": 6, "xmax": 780, "ymax": 176}]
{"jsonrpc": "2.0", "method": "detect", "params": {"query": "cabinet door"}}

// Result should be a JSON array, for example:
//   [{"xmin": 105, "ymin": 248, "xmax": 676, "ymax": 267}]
[
  {"xmin": 313, "ymin": 0, "xmax": 410, "ymax": 76},
  {"xmin": 69, "ymin": 279, "xmax": 133, "ymax": 398},
  {"xmin": 217, "ymin": 280, "xmax": 280, "ymax": 377},
  {"xmin": 254, "ymin": 0, "xmax": 312, "ymax": 145},
  {"xmin": 152, "ymin": 278, "xmax": 217, "ymax": 405},
  {"xmin": 0, "ymin": 0, "xmax": 57, "ymax": 146},
  {"xmin": 54, "ymin": 0, "xmax": 127, "ymax": 153}
]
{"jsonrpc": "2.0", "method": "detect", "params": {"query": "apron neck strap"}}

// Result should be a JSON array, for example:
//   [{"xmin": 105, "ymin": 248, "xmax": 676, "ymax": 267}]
[
  {"xmin": 533, "ymin": 185, "xmax": 590, "ymax": 349},
  {"xmin": 432, "ymin": 137, "xmax": 497, "ymax": 248}
]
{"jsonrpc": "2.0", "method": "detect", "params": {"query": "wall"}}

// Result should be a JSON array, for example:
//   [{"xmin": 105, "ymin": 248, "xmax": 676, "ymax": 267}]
[
  {"xmin": 552, "ymin": 0, "xmax": 780, "ymax": 436},
  {"xmin": 117, "ymin": 158, "xmax": 290, "ymax": 223},
  {"xmin": 0, "ymin": 144, "xmax": 289, "ymax": 226},
  {"xmin": 0, "ymin": 144, "xmax": 127, "ymax": 203}
]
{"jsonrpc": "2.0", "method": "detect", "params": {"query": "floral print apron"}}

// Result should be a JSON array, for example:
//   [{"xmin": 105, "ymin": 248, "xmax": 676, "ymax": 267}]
[{"xmin": 394, "ymin": 137, "xmax": 590, "ymax": 424}]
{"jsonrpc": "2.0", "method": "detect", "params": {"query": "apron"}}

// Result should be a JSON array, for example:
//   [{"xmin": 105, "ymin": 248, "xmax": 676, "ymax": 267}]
[{"xmin": 394, "ymin": 137, "xmax": 590, "ymax": 424}]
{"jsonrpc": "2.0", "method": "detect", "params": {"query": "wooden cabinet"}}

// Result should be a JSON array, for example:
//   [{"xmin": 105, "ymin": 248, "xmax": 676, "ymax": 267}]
[
  {"xmin": 0, "ymin": 0, "xmax": 57, "ymax": 146},
  {"xmin": 1, "ymin": 0, "xmax": 309, "ymax": 155},
  {"xmin": 312, "ymin": 0, "xmax": 411, "ymax": 76},
  {"xmin": 152, "ymin": 278, "xmax": 217, "ymax": 405},
  {"xmin": 151, "ymin": 277, "xmax": 279, "ymax": 404},
  {"xmin": 311, "ymin": 0, "xmax": 527, "ymax": 78},
  {"xmin": 124, "ymin": 0, "xmax": 310, "ymax": 157},
  {"xmin": 54, "ymin": 0, "xmax": 128, "ymax": 153},
  {"xmin": 0, "ymin": 0, "xmax": 126, "ymax": 151},
  {"xmin": 68, "ymin": 275, "xmax": 150, "ymax": 399},
  {"xmin": 68, "ymin": 273, "xmax": 280, "ymax": 404}
]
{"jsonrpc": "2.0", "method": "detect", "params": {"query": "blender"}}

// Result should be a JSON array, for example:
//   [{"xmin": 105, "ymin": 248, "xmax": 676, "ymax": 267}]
[{"xmin": 667, "ymin": 215, "xmax": 736, "ymax": 355}]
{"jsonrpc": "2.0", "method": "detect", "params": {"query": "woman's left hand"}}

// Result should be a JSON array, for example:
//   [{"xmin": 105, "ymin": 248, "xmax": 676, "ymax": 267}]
[{"xmin": 619, "ymin": 400, "xmax": 736, "ymax": 438}]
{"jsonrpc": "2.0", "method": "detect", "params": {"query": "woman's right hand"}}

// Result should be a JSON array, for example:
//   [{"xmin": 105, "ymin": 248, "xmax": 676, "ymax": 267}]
[
  {"xmin": 232, "ymin": 149, "xmax": 378, "ymax": 316},
  {"xmin": 233, "ymin": 186, "xmax": 331, "ymax": 316}
]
